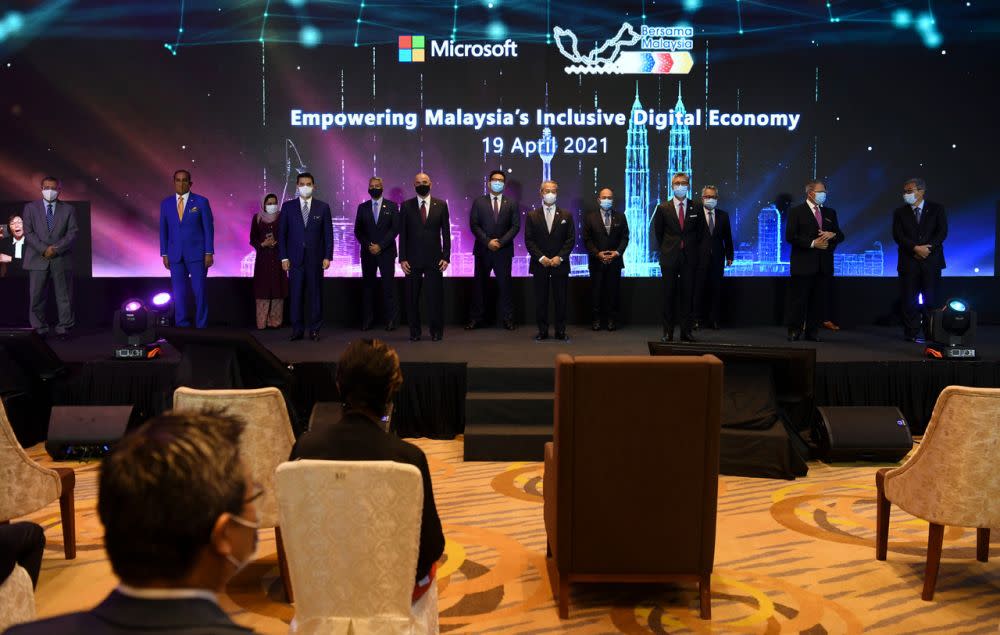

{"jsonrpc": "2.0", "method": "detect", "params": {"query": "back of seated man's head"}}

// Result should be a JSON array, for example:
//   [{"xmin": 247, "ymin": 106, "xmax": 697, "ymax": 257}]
[
  {"xmin": 336, "ymin": 339, "xmax": 403, "ymax": 423},
  {"xmin": 98, "ymin": 411, "xmax": 259, "ymax": 592}
]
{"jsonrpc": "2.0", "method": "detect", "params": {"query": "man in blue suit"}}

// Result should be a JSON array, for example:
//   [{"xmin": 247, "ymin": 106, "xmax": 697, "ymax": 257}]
[
  {"xmin": 467, "ymin": 169, "xmax": 519, "ymax": 331},
  {"xmin": 159, "ymin": 170, "xmax": 214, "ymax": 328},
  {"xmin": 279, "ymin": 172, "xmax": 333, "ymax": 341}
]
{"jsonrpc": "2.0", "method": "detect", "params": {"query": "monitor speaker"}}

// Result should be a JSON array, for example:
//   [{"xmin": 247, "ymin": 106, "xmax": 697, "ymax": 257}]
[
  {"xmin": 813, "ymin": 406, "xmax": 913, "ymax": 462},
  {"xmin": 45, "ymin": 405, "xmax": 137, "ymax": 460}
]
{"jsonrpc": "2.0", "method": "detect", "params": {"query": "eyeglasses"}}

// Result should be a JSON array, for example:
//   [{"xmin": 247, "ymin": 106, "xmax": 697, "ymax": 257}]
[{"xmin": 244, "ymin": 481, "xmax": 265, "ymax": 505}]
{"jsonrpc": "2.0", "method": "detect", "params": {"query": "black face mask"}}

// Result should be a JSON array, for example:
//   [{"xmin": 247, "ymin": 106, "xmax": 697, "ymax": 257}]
[
  {"xmin": 368, "ymin": 188, "xmax": 383, "ymax": 199},
  {"xmin": 414, "ymin": 184, "xmax": 431, "ymax": 197}
]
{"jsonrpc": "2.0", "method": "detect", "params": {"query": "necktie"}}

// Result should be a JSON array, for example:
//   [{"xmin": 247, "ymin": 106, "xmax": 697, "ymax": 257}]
[
  {"xmin": 914, "ymin": 206, "xmax": 922, "ymax": 224},
  {"xmin": 708, "ymin": 210, "xmax": 715, "ymax": 235},
  {"xmin": 604, "ymin": 211, "xmax": 611, "ymax": 232},
  {"xmin": 302, "ymin": 200, "xmax": 310, "ymax": 226},
  {"xmin": 493, "ymin": 196, "xmax": 500, "ymax": 223},
  {"xmin": 546, "ymin": 207, "xmax": 554, "ymax": 232},
  {"xmin": 813, "ymin": 204, "xmax": 823, "ymax": 228},
  {"xmin": 46, "ymin": 203, "xmax": 55, "ymax": 232},
  {"xmin": 373, "ymin": 200, "xmax": 380, "ymax": 224},
  {"xmin": 176, "ymin": 196, "xmax": 184, "ymax": 222},
  {"xmin": 420, "ymin": 200, "xmax": 427, "ymax": 224},
  {"xmin": 677, "ymin": 201, "xmax": 685, "ymax": 230}
]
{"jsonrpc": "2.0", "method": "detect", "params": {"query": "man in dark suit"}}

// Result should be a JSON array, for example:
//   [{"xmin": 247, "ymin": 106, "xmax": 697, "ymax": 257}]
[
  {"xmin": 290, "ymin": 339, "xmax": 444, "ymax": 594},
  {"xmin": 784, "ymin": 180, "xmax": 844, "ymax": 342},
  {"xmin": 280, "ymin": 172, "xmax": 333, "ymax": 341},
  {"xmin": 652, "ymin": 172, "xmax": 704, "ymax": 342},
  {"xmin": 0, "ymin": 521, "xmax": 45, "ymax": 590},
  {"xmin": 524, "ymin": 180, "xmax": 575, "ymax": 341},
  {"xmin": 892, "ymin": 177, "xmax": 948, "ymax": 341},
  {"xmin": 22, "ymin": 176, "xmax": 78, "ymax": 338},
  {"xmin": 6, "ymin": 412, "xmax": 257, "ymax": 634},
  {"xmin": 159, "ymin": 170, "xmax": 214, "ymax": 329},
  {"xmin": 354, "ymin": 176, "xmax": 399, "ymax": 331},
  {"xmin": 467, "ymin": 170, "xmax": 520, "ymax": 331},
  {"xmin": 583, "ymin": 187, "xmax": 629, "ymax": 331},
  {"xmin": 694, "ymin": 185, "xmax": 734, "ymax": 330},
  {"xmin": 399, "ymin": 172, "xmax": 450, "ymax": 342},
  {"xmin": 0, "ymin": 214, "xmax": 26, "ymax": 277}
]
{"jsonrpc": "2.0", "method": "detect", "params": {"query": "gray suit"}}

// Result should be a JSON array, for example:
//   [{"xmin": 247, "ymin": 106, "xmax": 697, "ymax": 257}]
[{"xmin": 22, "ymin": 199, "xmax": 78, "ymax": 334}]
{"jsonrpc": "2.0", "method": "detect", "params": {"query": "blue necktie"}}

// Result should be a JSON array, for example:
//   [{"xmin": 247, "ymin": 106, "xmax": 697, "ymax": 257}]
[
  {"xmin": 373, "ymin": 200, "xmax": 380, "ymax": 225},
  {"xmin": 914, "ymin": 206, "xmax": 922, "ymax": 224},
  {"xmin": 46, "ymin": 203, "xmax": 54, "ymax": 232},
  {"xmin": 301, "ymin": 200, "xmax": 310, "ymax": 227}
]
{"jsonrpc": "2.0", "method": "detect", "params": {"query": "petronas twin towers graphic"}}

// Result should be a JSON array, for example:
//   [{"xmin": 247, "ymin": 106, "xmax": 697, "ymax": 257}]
[{"xmin": 623, "ymin": 83, "xmax": 690, "ymax": 277}]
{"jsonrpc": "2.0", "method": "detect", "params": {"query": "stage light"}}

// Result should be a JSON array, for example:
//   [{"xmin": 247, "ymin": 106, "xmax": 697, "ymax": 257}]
[
  {"xmin": 150, "ymin": 292, "xmax": 174, "ymax": 327},
  {"xmin": 925, "ymin": 298, "xmax": 977, "ymax": 359},
  {"xmin": 120, "ymin": 299, "xmax": 148, "ymax": 335},
  {"xmin": 113, "ymin": 299, "xmax": 161, "ymax": 359}
]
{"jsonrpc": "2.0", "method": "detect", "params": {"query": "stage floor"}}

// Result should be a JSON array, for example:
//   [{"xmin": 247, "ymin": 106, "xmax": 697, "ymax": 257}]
[{"xmin": 48, "ymin": 324, "xmax": 1000, "ymax": 366}]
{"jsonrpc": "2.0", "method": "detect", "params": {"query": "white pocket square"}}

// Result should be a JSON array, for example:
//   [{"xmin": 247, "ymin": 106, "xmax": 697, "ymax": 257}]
[{"xmin": 560, "ymin": 219, "xmax": 567, "ymax": 224}]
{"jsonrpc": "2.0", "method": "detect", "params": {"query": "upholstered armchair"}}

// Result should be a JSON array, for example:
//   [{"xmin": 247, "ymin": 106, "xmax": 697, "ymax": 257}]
[
  {"xmin": 275, "ymin": 460, "xmax": 438, "ymax": 635},
  {"xmin": 173, "ymin": 386, "xmax": 296, "ymax": 599},
  {"xmin": 876, "ymin": 385, "xmax": 1000, "ymax": 600},
  {"xmin": 544, "ymin": 353, "xmax": 723, "ymax": 619},
  {"xmin": 0, "ymin": 565, "xmax": 35, "ymax": 631},
  {"xmin": 0, "ymin": 401, "xmax": 75, "ymax": 559}
]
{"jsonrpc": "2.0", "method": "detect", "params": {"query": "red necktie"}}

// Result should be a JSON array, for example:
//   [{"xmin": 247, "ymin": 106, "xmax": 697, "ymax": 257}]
[
  {"xmin": 493, "ymin": 197, "xmax": 499, "ymax": 223},
  {"xmin": 420, "ymin": 200, "xmax": 427, "ymax": 224},
  {"xmin": 677, "ymin": 201, "xmax": 685, "ymax": 230},
  {"xmin": 813, "ymin": 204, "xmax": 823, "ymax": 228}
]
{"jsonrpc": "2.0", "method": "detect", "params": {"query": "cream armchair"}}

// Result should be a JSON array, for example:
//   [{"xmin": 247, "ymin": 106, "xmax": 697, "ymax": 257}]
[
  {"xmin": 0, "ymin": 401, "xmax": 75, "ymax": 559},
  {"xmin": 0, "ymin": 565, "xmax": 35, "ymax": 631},
  {"xmin": 172, "ymin": 386, "xmax": 296, "ymax": 598},
  {"xmin": 275, "ymin": 459, "xmax": 438, "ymax": 635},
  {"xmin": 876, "ymin": 385, "xmax": 1000, "ymax": 600}
]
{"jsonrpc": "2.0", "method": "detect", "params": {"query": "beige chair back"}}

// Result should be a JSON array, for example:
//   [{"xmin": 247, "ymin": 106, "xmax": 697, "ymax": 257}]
[
  {"xmin": 0, "ymin": 400, "xmax": 61, "ymax": 521},
  {"xmin": 173, "ymin": 387, "xmax": 295, "ymax": 528},
  {"xmin": 0, "ymin": 565, "xmax": 35, "ymax": 630}
]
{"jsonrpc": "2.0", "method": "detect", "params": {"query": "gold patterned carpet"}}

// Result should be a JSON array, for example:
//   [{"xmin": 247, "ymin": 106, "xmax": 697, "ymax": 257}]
[{"xmin": 20, "ymin": 440, "xmax": 1000, "ymax": 634}]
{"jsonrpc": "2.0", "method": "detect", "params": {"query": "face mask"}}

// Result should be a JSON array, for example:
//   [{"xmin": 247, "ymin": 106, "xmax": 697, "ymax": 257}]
[
  {"xmin": 224, "ymin": 513, "xmax": 260, "ymax": 575},
  {"xmin": 264, "ymin": 204, "xmax": 278, "ymax": 214},
  {"xmin": 489, "ymin": 180, "xmax": 505, "ymax": 194},
  {"xmin": 903, "ymin": 192, "xmax": 918, "ymax": 206},
  {"xmin": 415, "ymin": 184, "xmax": 431, "ymax": 197},
  {"xmin": 703, "ymin": 197, "xmax": 718, "ymax": 210},
  {"xmin": 542, "ymin": 192, "xmax": 557, "ymax": 206},
  {"xmin": 814, "ymin": 191, "xmax": 827, "ymax": 206},
  {"xmin": 42, "ymin": 189, "xmax": 59, "ymax": 202},
  {"xmin": 297, "ymin": 185, "xmax": 313, "ymax": 199},
  {"xmin": 673, "ymin": 185, "xmax": 688, "ymax": 199},
  {"xmin": 368, "ymin": 188, "xmax": 383, "ymax": 199},
  {"xmin": 599, "ymin": 198, "xmax": 613, "ymax": 211}
]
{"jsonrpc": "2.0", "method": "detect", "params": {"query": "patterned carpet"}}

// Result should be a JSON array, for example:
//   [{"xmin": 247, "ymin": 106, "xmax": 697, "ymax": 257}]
[{"xmin": 19, "ymin": 440, "xmax": 1000, "ymax": 634}]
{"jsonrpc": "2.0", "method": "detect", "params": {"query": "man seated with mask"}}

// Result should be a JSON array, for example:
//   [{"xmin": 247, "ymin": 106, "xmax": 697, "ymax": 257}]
[
  {"xmin": 289, "ymin": 339, "xmax": 445, "ymax": 602},
  {"xmin": 6, "ymin": 412, "xmax": 259, "ymax": 634}
]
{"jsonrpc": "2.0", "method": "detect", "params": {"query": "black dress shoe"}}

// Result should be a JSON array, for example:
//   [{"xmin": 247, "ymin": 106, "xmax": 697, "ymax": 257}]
[
  {"xmin": 787, "ymin": 329, "xmax": 801, "ymax": 342},
  {"xmin": 361, "ymin": 323, "xmax": 372, "ymax": 332},
  {"xmin": 662, "ymin": 327, "xmax": 674, "ymax": 342},
  {"xmin": 503, "ymin": 320, "xmax": 516, "ymax": 331},
  {"xmin": 554, "ymin": 331, "xmax": 567, "ymax": 341},
  {"xmin": 592, "ymin": 321, "xmax": 602, "ymax": 331},
  {"xmin": 55, "ymin": 331, "xmax": 73, "ymax": 341},
  {"xmin": 464, "ymin": 320, "xmax": 480, "ymax": 330},
  {"xmin": 680, "ymin": 331, "xmax": 697, "ymax": 342},
  {"xmin": 409, "ymin": 334, "xmax": 421, "ymax": 342},
  {"xmin": 692, "ymin": 320, "xmax": 701, "ymax": 331},
  {"xmin": 289, "ymin": 333, "xmax": 304, "ymax": 341},
  {"xmin": 803, "ymin": 332, "xmax": 821, "ymax": 342},
  {"xmin": 710, "ymin": 321, "xmax": 720, "ymax": 330},
  {"xmin": 385, "ymin": 320, "xmax": 397, "ymax": 331},
  {"xmin": 607, "ymin": 321, "xmax": 617, "ymax": 331},
  {"xmin": 534, "ymin": 332, "xmax": 549, "ymax": 341},
  {"xmin": 310, "ymin": 331, "xmax": 320, "ymax": 341},
  {"xmin": 431, "ymin": 333, "xmax": 442, "ymax": 341}
]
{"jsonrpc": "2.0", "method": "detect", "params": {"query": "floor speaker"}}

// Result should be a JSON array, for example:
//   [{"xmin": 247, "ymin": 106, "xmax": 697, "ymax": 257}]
[
  {"xmin": 45, "ymin": 405, "xmax": 137, "ymax": 460},
  {"xmin": 813, "ymin": 406, "xmax": 913, "ymax": 462}
]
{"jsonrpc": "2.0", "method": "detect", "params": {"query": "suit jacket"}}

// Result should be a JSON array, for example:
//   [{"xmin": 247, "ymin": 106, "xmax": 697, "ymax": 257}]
[
  {"xmin": 892, "ymin": 199, "xmax": 947, "ymax": 273},
  {"xmin": 21, "ymin": 200, "xmax": 78, "ymax": 271},
  {"xmin": 785, "ymin": 202, "xmax": 845, "ymax": 276},
  {"xmin": 3, "ymin": 590, "xmax": 254, "ymax": 634},
  {"xmin": 698, "ymin": 208, "xmax": 735, "ymax": 265},
  {"xmin": 524, "ymin": 207, "xmax": 575, "ymax": 275},
  {"xmin": 159, "ymin": 194, "xmax": 214, "ymax": 264},
  {"xmin": 354, "ymin": 198, "xmax": 399, "ymax": 259},
  {"xmin": 289, "ymin": 413, "xmax": 445, "ymax": 583},
  {"xmin": 278, "ymin": 198, "xmax": 334, "ymax": 267},
  {"xmin": 469, "ymin": 194, "xmax": 520, "ymax": 257},
  {"xmin": 0, "ymin": 236, "xmax": 26, "ymax": 277},
  {"xmin": 398, "ymin": 197, "xmax": 450, "ymax": 268},
  {"xmin": 582, "ymin": 209, "xmax": 629, "ymax": 270},
  {"xmin": 651, "ymin": 198, "xmax": 704, "ymax": 268}
]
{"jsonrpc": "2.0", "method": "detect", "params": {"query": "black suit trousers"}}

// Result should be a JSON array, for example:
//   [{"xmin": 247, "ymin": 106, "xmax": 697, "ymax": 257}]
[
  {"xmin": 532, "ymin": 268, "xmax": 568, "ymax": 334},
  {"xmin": 289, "ymin": 260, "xmax": 323, "ymax": 334},
  {"xmin": 899, "ymin": 265, "xmax": 940, "ymax": 336},
  {"xmin": 786, "ymin": 273, "xmax": 829, "ymax": 333},
  {"xmin": 406, "ymin": 266, "xmax": 443, "ymax": 337},
  {"xmin": 695, "ymin": 257, "xmax": 725, "ymax": 324},
  {"xmin": 470, "ymin": 251, "xmax": 513, "ymax": 322},
  {"xmin": 589, "ymin": 264, "xmax": 622, "ymax": 321},
  {"xmin": 0, "ymin": 521, "xmax": 45, "ymax": 588},
  {"xmin": 360, "ymin": 252, "xmax": 396, "ymax": 326},
  {"xmin": 659, "ymin": 257, "xmax": 695, "ymax": 330}
]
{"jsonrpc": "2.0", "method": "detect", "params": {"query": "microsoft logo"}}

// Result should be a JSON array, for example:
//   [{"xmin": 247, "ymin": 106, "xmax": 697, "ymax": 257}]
[{"xmin": 398, "ymin": 35, "xmax": 425, "ymax": 62}]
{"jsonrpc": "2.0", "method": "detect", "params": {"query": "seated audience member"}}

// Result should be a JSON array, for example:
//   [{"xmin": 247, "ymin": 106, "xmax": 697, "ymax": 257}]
[
  {"xmin": 290, "ymin": 339, "xmax": 445, "ymax": 600},
  {"xmin": 0, "ymin": 522, "xmax": 45, "ymax": 589},
  {"xmin": 5, "ymin": 412, "xmax": 259, "ymax": 634}
]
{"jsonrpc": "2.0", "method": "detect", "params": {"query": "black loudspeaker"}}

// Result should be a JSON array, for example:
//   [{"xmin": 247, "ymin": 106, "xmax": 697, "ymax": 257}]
[
  {"xmin": 813, "ymin": 406, "xmax": 913, "ymax": 462},
  {"xmin": 45, "ymin": 405, "xmax": 137, "ymax": 461}
]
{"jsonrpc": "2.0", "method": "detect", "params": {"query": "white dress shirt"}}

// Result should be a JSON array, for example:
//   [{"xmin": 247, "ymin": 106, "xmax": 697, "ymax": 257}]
[
  {"xmin": 13, "ymin": 236, "xmax": 24, "ymax": 259},
  {"xmin": 417, "ymin": 195, "xmax": 431, "ymax": 212},
  {"xmin": 807, "ymin": 200, "xmax": 823, "ymax": 248},
  {"xmin": 175, "ymin": 192, "xmax": 189, "ymax": 211},
  {"xmin": 117, "ymin": 584, "xmax": 219, "ymax": 606}
]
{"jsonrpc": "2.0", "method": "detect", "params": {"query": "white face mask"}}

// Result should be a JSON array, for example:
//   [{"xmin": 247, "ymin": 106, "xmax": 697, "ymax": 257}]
[
  {"xmin": 42, "ymin": 189, "xmax": 59, "ymax": 202},
  {"xmin": 297, "ymin": 185, "xmax": 314, "ymax": 199},
  {"xmin": 224, "ymin": 514, "xmax": 260, "ymax": 575},
  {"xmin": 703, "ymin": 197, "xmax": 718, "ymax": 210},
  {"xmin": 542, "ymin": 192, "xmax": 557, "ymax": 206},
  {"xmin": 264, "ymin": 204, "xmax": 279, "ymax": 214},
  {"xmin": 903, "ymin": 192, "xmax": 918, "ymax": 206}
]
